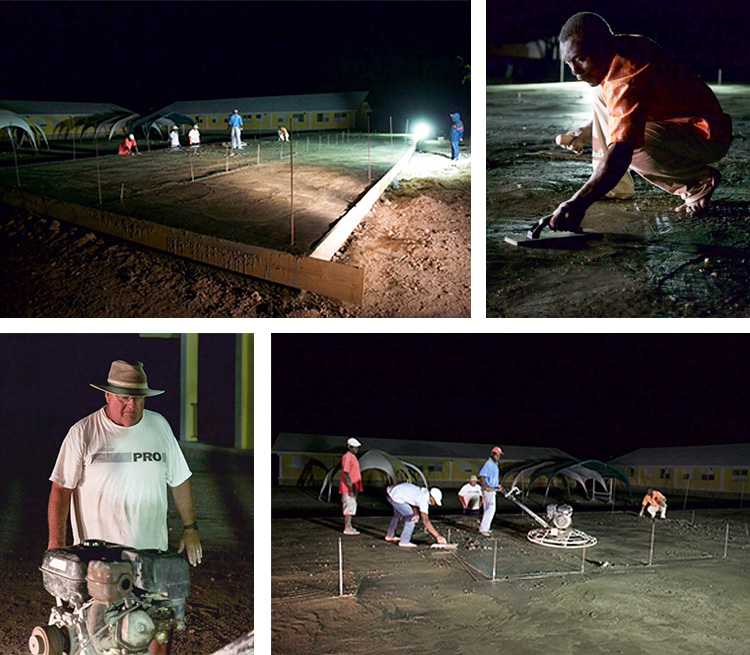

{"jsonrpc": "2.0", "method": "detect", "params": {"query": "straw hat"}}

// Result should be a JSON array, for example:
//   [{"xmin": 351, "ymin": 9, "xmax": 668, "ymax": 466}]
[{"xmin": 90, "ymin": 360, "xmax": 164, "ymax": 397}]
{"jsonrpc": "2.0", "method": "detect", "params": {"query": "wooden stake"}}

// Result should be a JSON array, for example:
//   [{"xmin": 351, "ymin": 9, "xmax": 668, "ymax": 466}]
[
  {"xmin": 723, "ymin": 524, "xmax": 730, "ymax": 559},
  {"xmin": 581, "ymin": 546, "xmax": 586, "ymax": 573},
  {"xmin": 367, "ymin": 115, "xmax": 372, "ymax": 181},
  {"xmin": 95, "ymin": 136, "xmax": 102, "ymax": 205},
  {"xmin": 648, "ymin": 522, "xmax": 655, "ymax": 566},
  {"xmin": 120, "ymin": 183, "xmax": 124, "ymax": 202},
  {"xmin": 492, "ymin": 539, "xmax": 498, "ymax": 581},
  {"xmin": 257, "ymin": 142, "xmax": 260, "ymax": 165},
  {"xmin": 290, "ymin": 121, "xmax": 295, "ymax": 247},
  {"xmin": 691, "ymin": 510, "xmax": 695, "ymax": 526},
  {"xmin": 683, "ymin": 476, "xmax": 690, "ymax": 511},
  {"xmin": 338, "ymin": 537, "xmax": 344, "ymax": 597},
  {"xmin": 190, "ymin": 161, "xmax": 194, "ymax": 182}
]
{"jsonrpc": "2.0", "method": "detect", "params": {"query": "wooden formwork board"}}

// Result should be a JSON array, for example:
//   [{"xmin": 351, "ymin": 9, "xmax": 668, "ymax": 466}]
[
  {"xmin": 310, "ymin": 143, "xmax": 416, "ymax": 261},
  {"xmin": 0, "ymin": 186, "xmax": 364, "ymax": 305}
]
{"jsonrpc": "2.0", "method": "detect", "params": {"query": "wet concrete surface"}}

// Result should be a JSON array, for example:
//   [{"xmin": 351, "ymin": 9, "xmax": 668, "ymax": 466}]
[{"xmin": 487, "ymin": 83, "xmax": 750, "ymax": 317}]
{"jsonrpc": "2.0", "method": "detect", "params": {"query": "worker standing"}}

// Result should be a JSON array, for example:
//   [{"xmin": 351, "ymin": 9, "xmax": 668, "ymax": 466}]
[
  {"xmin": 479, "ymin": 446, "xmax": 504, "ymax": 537},
  {"xmin": 169, "ymin": 126, "xmax": 181, "ymax": 150},
  {"xmin": 450, "ymin": 112, "xmax": 464, "ymax": 163},
  {"xmin": 457, "ymin": 474, "xmax": 483, "ymax": 515},
  {"xmin": 188, "ymin": 124, "xmax": 201, "ymax": 148},
  {"xmin": 340, "ymin": 437, "xmax": 363, "ymax": 535},
  {"xmin": 639, "ymin": 488, "xmax": 667, "ymax": 519},
  {"xmin": 384, "ymin": 483, "xmax": 446, "ymax": 548},
  {"xmin": 229, "ymin": 109, "xmax": 244, "ymax": 151}
]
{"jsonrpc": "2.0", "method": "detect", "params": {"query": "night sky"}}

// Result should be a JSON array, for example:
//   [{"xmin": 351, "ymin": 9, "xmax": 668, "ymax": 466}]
[
  {"xmin": 488, "ymin": 0, "xmax": 750, "ymax": 83},
  {"xmin": 0, "ymin": 1, "xmax": 471, "ymax": 134},
  {"xmin": 273, "ymin": 334, "xmax": 750, "ymax": 462}
]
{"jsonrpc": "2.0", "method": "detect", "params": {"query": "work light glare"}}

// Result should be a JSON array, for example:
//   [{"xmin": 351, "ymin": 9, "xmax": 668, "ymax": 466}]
[{"xmin": 412, "ymin": 123, "xmax": 431, "ymax": 141}]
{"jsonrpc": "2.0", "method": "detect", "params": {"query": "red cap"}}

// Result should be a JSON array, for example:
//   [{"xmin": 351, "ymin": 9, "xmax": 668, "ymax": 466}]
[{"xmin": 491, "ymin": 446, "xmax": 504, "ymax": 456}]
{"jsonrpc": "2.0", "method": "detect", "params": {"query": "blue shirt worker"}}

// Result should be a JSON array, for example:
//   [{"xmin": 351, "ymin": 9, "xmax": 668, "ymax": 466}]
[
  {"xmin": 450, "ymin": 112, "xmax": 464, "ymax": 161},
  {"xmin": 479, "ymin": 446, "xmax": 504, "ymax": 536},
  {"xmin": 229, "ymin": 109, "xmax": 243, "ymax": 150},
  {"xmin": 384, "ymin": 483, "xmax": 446, "ymax": 548}
]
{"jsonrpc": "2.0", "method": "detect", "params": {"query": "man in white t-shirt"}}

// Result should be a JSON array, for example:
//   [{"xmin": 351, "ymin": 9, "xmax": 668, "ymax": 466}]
[
  {"xmin": 188, "ymin": 125, "xmax": 201, "ymax": 147},
  {"xmin": 384, "ymin": 482, "xmax": 447, "ymax": 548},
  {"xmin": 457, "ymin": 475, "xmax": 483, "ymax": 515},
  {"xmin": 47, "ymin": 360, "xmax": 202, "ymax": 655},
  {"xmin": 169, "ymin": 126, "xmax": 181, "ymax": 149}
]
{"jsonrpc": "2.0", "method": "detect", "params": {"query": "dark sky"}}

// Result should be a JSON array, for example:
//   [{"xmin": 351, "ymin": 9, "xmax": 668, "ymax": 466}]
[
  {"xmin": 1, "ymin": 1, "xmax": 471, "ymax": 134},
  {"xmin": 0, "ymin": 334, "xmax": 238, "ymax": 477},
  {"xmin": 488, "ymin": 0, "xmax": 750, "ymax": 82},
  {"xmin": 273, "ymin": 334, "xmax": 750, "ymax": 462}
]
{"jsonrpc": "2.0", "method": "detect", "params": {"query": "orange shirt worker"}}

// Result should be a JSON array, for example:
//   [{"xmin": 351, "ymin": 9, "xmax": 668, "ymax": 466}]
[
  {"xmin": 640, "ymin": 488, "xmax": 668, "ymax": 519},
  {"xmin": 552, "ymin": 12, "xmax": 732, "ymax": 232},
  {"xmin": 340, "ymin": 437, "xmax": 363, "ymax": 535}
]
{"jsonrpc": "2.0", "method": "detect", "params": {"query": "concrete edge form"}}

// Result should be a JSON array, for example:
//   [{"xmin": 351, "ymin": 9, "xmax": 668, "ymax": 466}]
[
  {"xmin": 0, "ymin": 186, "xmax": 364, "ymax": 305},
  {"xmin": 309, "ymin": 142, "xmax": 416, "ymax": 261}
]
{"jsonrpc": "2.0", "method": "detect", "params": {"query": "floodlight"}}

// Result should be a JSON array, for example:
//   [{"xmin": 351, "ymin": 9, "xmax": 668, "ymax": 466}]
[{"xmin": 412, "ymin": 122, "xmax": 432, "ymax": 141}]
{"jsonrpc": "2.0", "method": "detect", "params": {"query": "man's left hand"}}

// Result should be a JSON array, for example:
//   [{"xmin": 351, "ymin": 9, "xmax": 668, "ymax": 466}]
[
  {"xmin": 550, "ymin": 199, "xmax": 586, "ymax": 232},
  {"xmin": 179, "ymin": 529, "xmax": 203, "ymax": 567}
]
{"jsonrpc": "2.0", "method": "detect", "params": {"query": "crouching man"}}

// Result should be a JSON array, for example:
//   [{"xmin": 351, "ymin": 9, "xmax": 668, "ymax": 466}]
[
  {"xmin": 551, "ymin": 12, "xmax": 732, "ymax": 233},
  {"xmin": 384, "ymin": 483, "xmax": 446, "ymax": 548}
]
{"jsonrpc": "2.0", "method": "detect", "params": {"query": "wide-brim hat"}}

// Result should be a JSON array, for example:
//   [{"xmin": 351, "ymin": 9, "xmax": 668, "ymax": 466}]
[{"xmin": 90, "ymin": 360, "xmax": 164, "ymax": 397}]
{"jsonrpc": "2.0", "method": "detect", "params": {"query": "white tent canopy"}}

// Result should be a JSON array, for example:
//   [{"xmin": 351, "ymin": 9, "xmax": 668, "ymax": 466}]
[
  {"xmin": 319, "ymin": 449, "xmax": 429, "ymax": 502},
  {"xmin": 0, "ymin": 110, "xmax": 42, "ymax": 150}
]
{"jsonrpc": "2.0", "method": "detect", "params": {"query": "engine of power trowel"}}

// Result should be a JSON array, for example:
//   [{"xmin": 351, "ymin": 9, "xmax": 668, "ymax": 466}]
[{"xmin": 30, "ymin": 541, "xmax": 190, "ymax": 655}]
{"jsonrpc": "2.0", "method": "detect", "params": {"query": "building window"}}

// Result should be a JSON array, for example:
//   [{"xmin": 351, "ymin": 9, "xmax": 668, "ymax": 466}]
[
  {"xmin": 317, "ymin": 113, "xmax": 330, "ymax": 123},
  {"xmin": 291, "ymin": 457, "xmax": 308, "ymax": 470},
  {"xmin": 277, "ymin": 117, "xmax": 286, "ymax": 124},
  {"xmin": 334, "ymin": 112, "xmax": 348, "ymax": 122},
  {"xmin": 255, "ymin": 114, "xmax": 262, "ymax": 120},
  {"xmin": 36, "ymin": 119, "xmax": 48, "ymax": 127},
  {"xmin": 427, "ymin": 463, "xmax": 443, "ymax": 473},
  {"xmin": 196, "ymin": 115, "xmax": 203, "ymax": 123},
  {"xmin": 732, "ymin": 469, "xmax": 749, "ymax": 480},
  {"xmin": 683, "ymin": 471, "xmax": 692, "ymax": 480},
  {"xmin": 628, "ymin": 467, "xmax": 635, "ymax": 477},
  {"xmin": 293, "ymin": 113, "xmax": 305, "ymax": 123},
  {"xmin": 660, "ymin": 468, "xmax": 671, "ymax": 480},
  {"xmin": 212, "ymin": 118, "xmax": 218, "ymax": 124},
  {"xmin": 701, "ymin": 469, "xmax": 715, "ymax": 481},
  {"xmin": 459, "ymin": 462, "xmax": 473, "ymax": 473}
]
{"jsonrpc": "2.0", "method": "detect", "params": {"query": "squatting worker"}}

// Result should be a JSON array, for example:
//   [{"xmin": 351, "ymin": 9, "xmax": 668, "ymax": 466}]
[
  {"xmin": 384, "ymin": 483, "xmax": 446, "ymax": 548},
  {"xmin": 551, "ymin": 12, "xmax": 732, "ymax": 232},
  {"xmin": 479, "ymin": 446, "xmax": 504, "ymax": 537},
  {"xmin": 119, "ymin": 133, "xmax": 140, "ymax": 156},
  {"xmin": 639, "ymin": 488, "xmax": 668, "ymax": 519},
  {"xmin": 457, "ymin": 474, "xmax": 483, "ymax": 515},
  {"xmin": 47, "ymin": 360, "xmax": 202, "ymax": 655},
  {"xmin": 340, "ymin": 437, "xmax": 363, "ymax": 535}
]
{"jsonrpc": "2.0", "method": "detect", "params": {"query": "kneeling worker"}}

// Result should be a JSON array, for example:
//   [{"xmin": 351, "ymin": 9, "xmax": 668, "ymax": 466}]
[
  {"xmin": 385, "ymin": 483, "xmax": 446, "ymax": 548},
  {"xmin": 551, "ymin": 12, "xmax": 732, "ymax": 232},
  {"xmin": 640, "ymin": 488, "xmax": 667, "ymax": 519}
]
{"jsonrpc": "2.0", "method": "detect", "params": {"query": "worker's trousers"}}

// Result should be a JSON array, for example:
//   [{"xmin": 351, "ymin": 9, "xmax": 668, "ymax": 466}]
[
  {"xmin": 646, "ymin": 504, "xmax": 667, "ymax": 519},
  {"xmin": 592, "ymin": 86, "xmax": 730, "ymax": 203},
  {"xmin": 451, "ymin": 139, "xmax": 460, "ymax": 161},
  {"xmin": 231, "ymin": 125, "xmax": 242, "ymax": 149},
  {"xmin": 479, "ymin": 490, "xmax": 496, "ymax": 533},
  {"xmin": 386, "ymin": 500, "xmax": 418, "ymax": 544}
]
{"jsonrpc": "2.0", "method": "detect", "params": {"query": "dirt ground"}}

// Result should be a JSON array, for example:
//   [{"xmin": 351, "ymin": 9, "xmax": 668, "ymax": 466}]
[
  {"xmin": 0, "ymin": 446, "xmax": 253, "ymax": 655},
  {"xmin": 272, "ymin": 486, "xmax": 750, "ymax": 655},
  {"xmin": 0, "ymin": 136, "xmax": 470, "ymax": 317},
  {"xmin": 487, "ymin": 83, "xmax": 750, "ymax": 317}
]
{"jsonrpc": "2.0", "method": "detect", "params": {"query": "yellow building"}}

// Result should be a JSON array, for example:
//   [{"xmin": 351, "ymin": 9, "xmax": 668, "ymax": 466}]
[
  {"xmin": 272, "ymin": 432, "xmax": 571, "ymax": 487},
  {"xmin": 609, "ymin": 444, "xmax": 750, "ymax": 499},
  {"xmin": 157, "ymin": 91, "xmax": 370, "ymax": 136}
]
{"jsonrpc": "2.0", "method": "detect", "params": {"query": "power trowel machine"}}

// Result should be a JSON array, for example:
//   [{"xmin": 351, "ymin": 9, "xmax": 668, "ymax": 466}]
[{"xmin": 29, "ymin": 541, "xmax": 190, "ymax": 655}]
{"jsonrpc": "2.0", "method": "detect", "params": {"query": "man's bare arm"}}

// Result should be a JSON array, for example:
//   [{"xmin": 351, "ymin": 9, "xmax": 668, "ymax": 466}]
[
  {"xmin": 551, "ymin": 141, "xmax": 635, "ymax": 231},
  {"xmin": 171, "ymin": 479, "xmax": 203, "ymax": 566},
  {"xmin": 48, "ymin": 482, "xmax": 74, "ymax": 550}
]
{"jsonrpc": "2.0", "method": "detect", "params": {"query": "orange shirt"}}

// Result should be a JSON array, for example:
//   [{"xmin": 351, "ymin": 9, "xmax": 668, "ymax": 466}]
[
  {"xmin": 642, "ymin": 490, "xmax": 667, "ymax": 507},
  {"xmin": 602, "ymin": 35, "xmax": 732, "ymax": 148},
  {"xmin": 340, "ymin": 451, "xmax": 363, "ymax": 494}
]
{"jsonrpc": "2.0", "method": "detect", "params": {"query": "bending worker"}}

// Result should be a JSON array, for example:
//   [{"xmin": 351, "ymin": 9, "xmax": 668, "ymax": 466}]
[
  {"xmin": 550, "ymin": 12, "xmax": 732, "ymax": 232},
  {"xmin": 384, "ymin": 482, "xmax": 446, "ymax": 548},
  {"xmin": 640, "ymin": 488, "xmax": 667, "ymax": 519}
]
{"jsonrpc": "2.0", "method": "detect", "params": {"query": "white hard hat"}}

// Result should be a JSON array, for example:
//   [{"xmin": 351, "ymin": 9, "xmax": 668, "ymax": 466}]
[
  {"xmin": 128, "ymin": 134, "xmax": 134, "ymax": 139},
  {"xmin": 347, "ymin": 437, "xmax": 362, "ymax": 448},
  {"xmin": 430, "ymin": 487, "xmax": 443, "ymax": 506}
]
